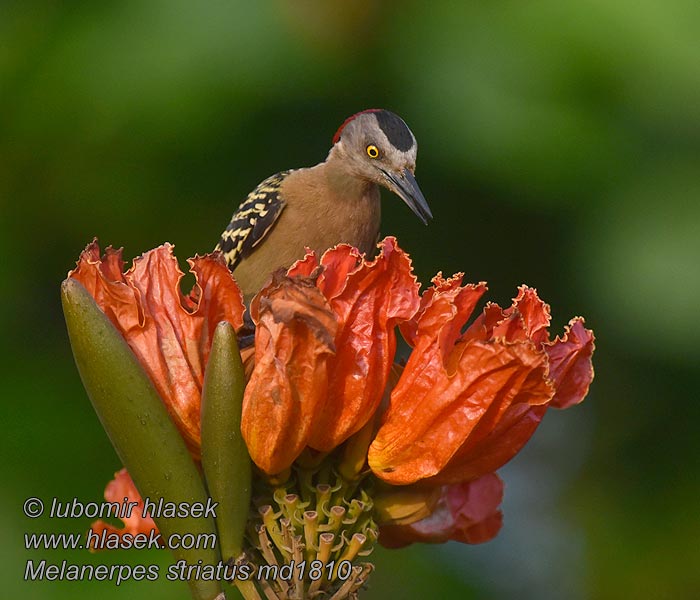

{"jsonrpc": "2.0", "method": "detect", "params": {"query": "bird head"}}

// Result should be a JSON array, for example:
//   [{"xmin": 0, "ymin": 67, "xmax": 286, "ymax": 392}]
[{"xmin": 330, "ymin": 109, "xmax": 433, "ymax": 225}]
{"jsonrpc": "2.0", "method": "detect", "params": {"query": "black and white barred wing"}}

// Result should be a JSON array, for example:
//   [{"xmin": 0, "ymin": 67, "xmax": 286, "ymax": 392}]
[{"xmin": 215, "ymin": 170, "xmax": 290, "ymax": 271}]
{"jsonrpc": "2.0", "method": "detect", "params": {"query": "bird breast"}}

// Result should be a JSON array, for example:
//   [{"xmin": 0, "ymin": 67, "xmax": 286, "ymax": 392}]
[{"xmin": 232, "ymin": 166, "xmax": 381, "ymax": 300}]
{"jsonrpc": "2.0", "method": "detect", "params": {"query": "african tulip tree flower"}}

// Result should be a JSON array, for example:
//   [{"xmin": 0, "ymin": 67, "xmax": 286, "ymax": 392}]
[
  {"xmin": 69, "ymin": 240, "xmax": 245, "ymax": 455},
  {"xmin": 64, "ymin": 236, "xmax": 594, "ymax": 599},
  {"xmin": 242, "ymin": 238, "xmax": 420, "ymax": 473},
  {"xmin": 368, "ymin": 278, "xmax": 595, "ymax": 486}
]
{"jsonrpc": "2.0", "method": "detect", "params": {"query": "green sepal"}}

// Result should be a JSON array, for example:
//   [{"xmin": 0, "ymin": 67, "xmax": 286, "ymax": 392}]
[
  {"xmin": 61, "ymin": 278, "xmax": 222, "ymax": 600},
  {"xmin": 201, "ymin": 321, "xmax": 251, "ymax": 563}
]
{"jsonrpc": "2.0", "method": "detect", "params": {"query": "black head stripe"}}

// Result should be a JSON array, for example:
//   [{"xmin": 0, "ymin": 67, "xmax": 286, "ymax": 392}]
[{"xmin": 374, "ymin": 111, "xmax": 414, "ymax": 152}]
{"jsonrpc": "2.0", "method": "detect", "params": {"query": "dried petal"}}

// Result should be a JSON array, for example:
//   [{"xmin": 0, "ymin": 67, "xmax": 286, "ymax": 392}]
[
  {"xmin": 69, "ymin": 241, "xmax": 245, "ymax": 454},
  {"xmin": 378, "ymin": 473, "xmax": 503, "ymax": 548}
]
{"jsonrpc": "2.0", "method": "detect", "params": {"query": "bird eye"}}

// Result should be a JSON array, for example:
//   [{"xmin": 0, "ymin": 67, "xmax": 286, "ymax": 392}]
[{"xmin": 366, "ymin": 144, "xmax": 380, "ymax": 159}]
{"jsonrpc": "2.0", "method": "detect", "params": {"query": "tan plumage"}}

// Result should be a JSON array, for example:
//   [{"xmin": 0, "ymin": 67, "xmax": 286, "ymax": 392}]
[{"xmin": 215, "ymin": 110, "xmax": 431, "ymax": 300}]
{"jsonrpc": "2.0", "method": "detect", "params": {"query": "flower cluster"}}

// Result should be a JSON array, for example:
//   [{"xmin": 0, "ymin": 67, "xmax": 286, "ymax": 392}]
[
  {"xmin": 69, "ymin": 236, "xmax": 594, "ymax": 557},
  {"xmin": 238, "ymin": 238, "xmax": 594, "ymax": 546}
]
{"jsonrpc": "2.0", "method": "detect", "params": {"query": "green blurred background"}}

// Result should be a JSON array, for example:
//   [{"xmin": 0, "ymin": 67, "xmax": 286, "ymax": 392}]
[{"xmin": 3, "ymin": 1, "xmax": 699, "ymax": 598}]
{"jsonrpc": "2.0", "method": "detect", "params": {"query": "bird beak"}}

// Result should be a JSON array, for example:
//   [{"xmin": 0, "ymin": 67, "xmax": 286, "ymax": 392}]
[{"xmin": 383, "ymin": 168, "xmax": 433, "ymax": 225}]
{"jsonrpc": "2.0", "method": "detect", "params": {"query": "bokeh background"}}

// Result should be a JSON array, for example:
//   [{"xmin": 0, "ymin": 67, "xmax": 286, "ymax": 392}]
[{"xmin": 3, "ymin": 1, "xmax": 699, "ymax": 598}]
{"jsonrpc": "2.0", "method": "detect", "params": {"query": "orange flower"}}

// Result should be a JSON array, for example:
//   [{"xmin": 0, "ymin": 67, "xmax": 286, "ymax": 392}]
[
  {"xmin": 368, "ymin": 278, "xmax": 595, "ymax": 486},
  {"xmin": 70, "ymin": 240, "xmax": 245, "ymax": 454},
  {"xmin": 241, "ymin": 272, "xmax": 338, "ymax": 475},
  {"xmin": 242, "ymin": 237, "xmax": 420, "ymax": 474}
]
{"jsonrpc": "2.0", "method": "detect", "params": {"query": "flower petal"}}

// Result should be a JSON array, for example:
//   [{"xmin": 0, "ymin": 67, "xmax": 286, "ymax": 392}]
[
  {"xmin": 89, "ymin": 468, "xmax": 160, "ymax": 550},
  {"xmin": 69, "ymin": 241, "xmax": 245, "ymax": 454},
  {"xmin": 378, "ymin": 473, "xmax": 504, "ymax": 548},
  {"xmin": 504, "ymin": 286, "xmax": 552, "ymax": 344},
  {"xmin": 369, "ymin": 337, "xmax": 551, "ymax": 485},
  {"xmin": 546, "ymin": 317, "xmax": 596, "ymax": 409},
  {"xmin": 399, "ymin": 272, "xmax": 487, "ymax": 351},
  {"xmin": 313, "ymin": 244, "xmax": 365, "ymax": 298},
  {"xmin": 69, "ymin": 241, "xmax": 141, "ymax": 330},
  {"xmin": 241, "ymin": 272, "xmax": 337, "ymax": 474},
  {"xmin": 426, "ymin": 403, "xmax": 548, "ymax": 485},
  {"xmin": 370, "ymin": 275, "xmax": 553, "ymax": 485},
  {"xmin": 308, "ymin": 238, "xmax": 421, "ymax": 450},
  {"xmin": 287, "ymin": 248, "xmax": 321, "ymax": 278}
]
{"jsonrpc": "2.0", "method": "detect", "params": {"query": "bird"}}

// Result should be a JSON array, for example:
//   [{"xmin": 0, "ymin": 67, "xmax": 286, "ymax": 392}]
[{"xmin": 215, "ymin": 109, "xmax": 432, "ymax": 300}]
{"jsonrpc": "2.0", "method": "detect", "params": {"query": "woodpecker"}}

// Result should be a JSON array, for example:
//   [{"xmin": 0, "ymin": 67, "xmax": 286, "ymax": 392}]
[{"xmin": 215, "ymin": 109, "xmax": 431, "ymax": 300}]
